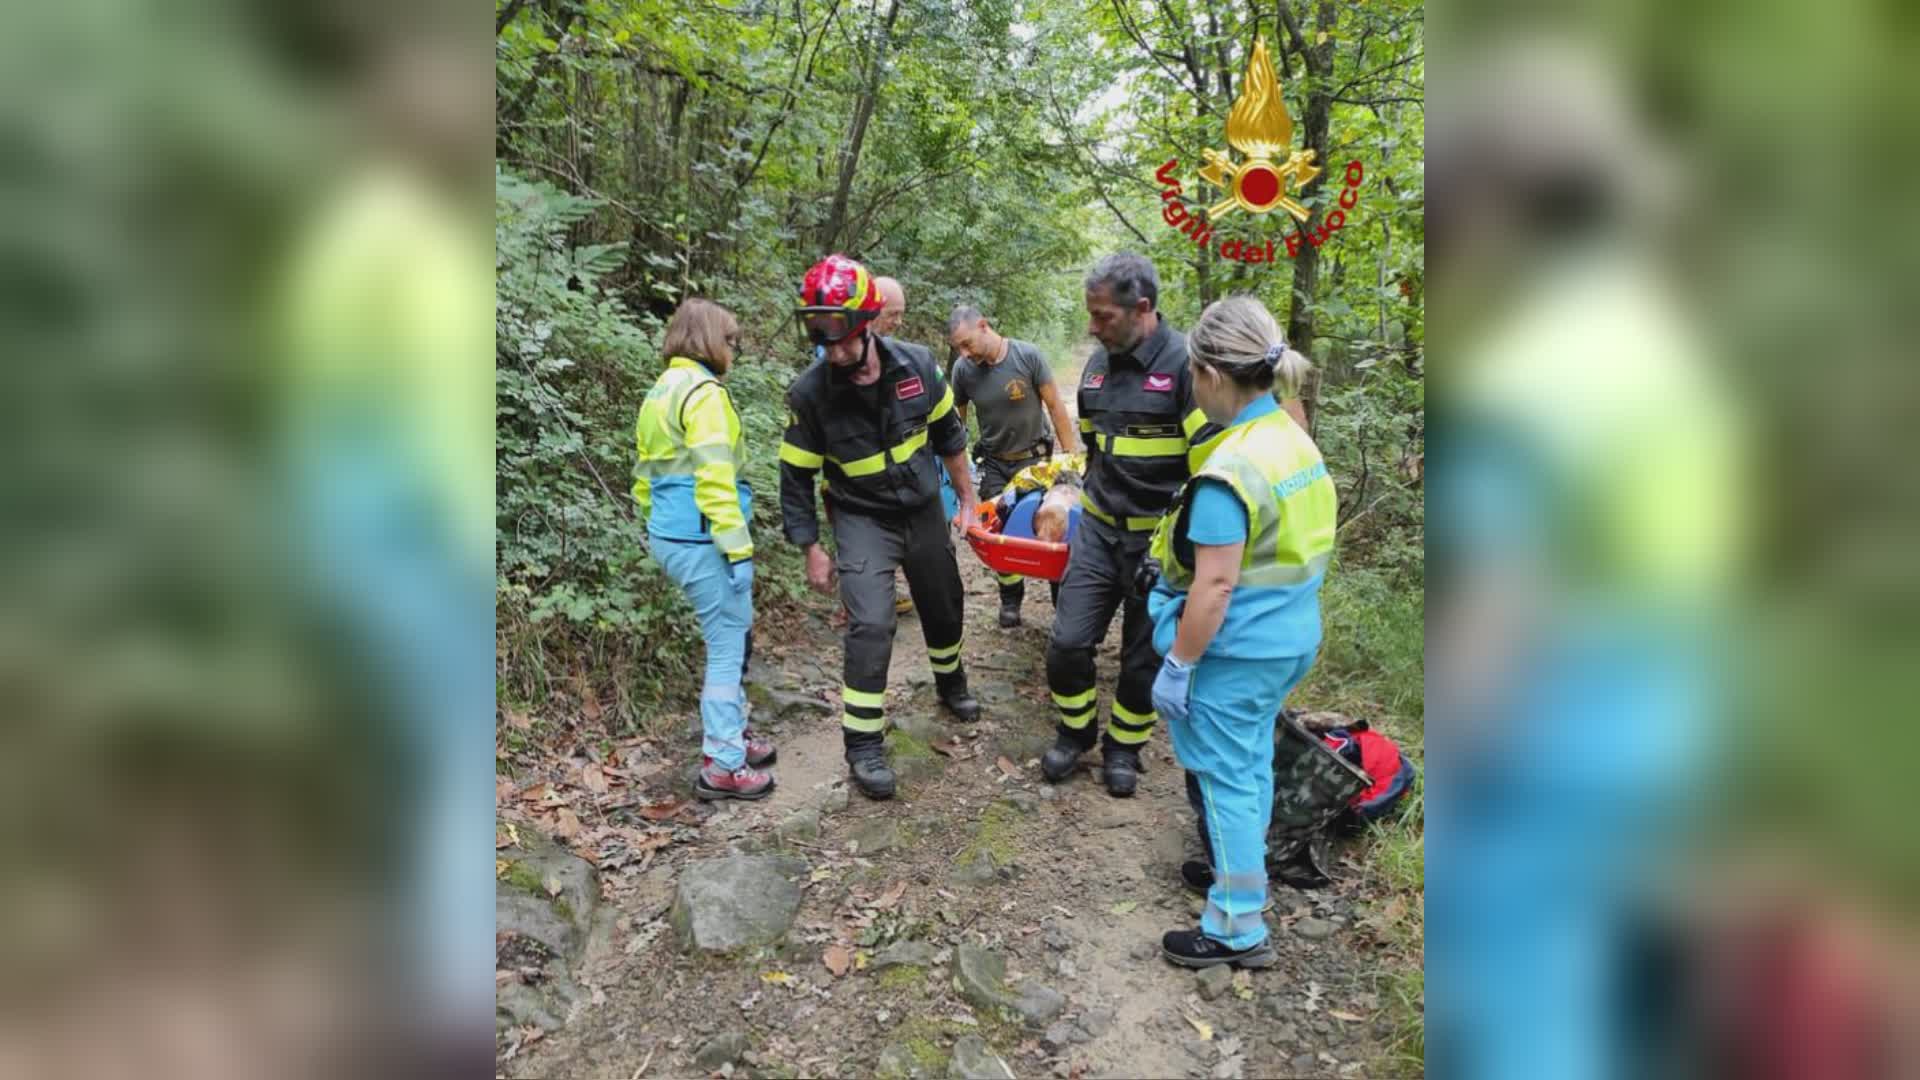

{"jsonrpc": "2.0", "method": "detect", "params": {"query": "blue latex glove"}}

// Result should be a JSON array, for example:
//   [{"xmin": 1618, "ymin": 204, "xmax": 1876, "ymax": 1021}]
[
  {"xmin": 729, "ymin": 558, "xmax": 754, "ymax": 595},
  {"xmin": 1151, "ymin": 654, "xmax": 1195, "ymax": 725}
]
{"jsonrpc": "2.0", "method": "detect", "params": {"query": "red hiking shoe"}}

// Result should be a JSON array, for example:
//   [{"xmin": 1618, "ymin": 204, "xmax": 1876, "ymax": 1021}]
[
  {"xmin": 695, "ymin": 759, "xmax": 775, "ymax": 801},
  {"xmin": 744, "ymin": 730, "xmax": 777, "ymax": 768}
]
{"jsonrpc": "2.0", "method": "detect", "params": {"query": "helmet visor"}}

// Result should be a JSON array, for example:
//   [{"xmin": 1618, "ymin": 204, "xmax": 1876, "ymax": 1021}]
[{"xmin": 796, "ymin": 308, "xmax": 868, "ymax": 346}]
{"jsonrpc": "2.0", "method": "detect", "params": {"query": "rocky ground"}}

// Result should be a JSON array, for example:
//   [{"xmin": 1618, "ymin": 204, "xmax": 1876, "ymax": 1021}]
[{"xmin": 496, "ymin": 542, "xmax": 1420, "ymax": 1079}]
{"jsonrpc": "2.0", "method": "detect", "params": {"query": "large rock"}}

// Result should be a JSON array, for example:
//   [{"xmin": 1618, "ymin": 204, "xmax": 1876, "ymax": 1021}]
[
  {"xmin": 497, "ymin": 831, "xmax": 599, "ymax": 957},
  {"xmin": 850, "ymin": 819, "xmax": 901, "ymax": 856},
  {"xmin": 1011, "ymin": 983, "xmax": 1067, "ymax": 1026},
  {"xmin": 671, "ymin": 854, "xmax": 807, "ymax": 952},
  {"xmin": 765, "ymin": 688, "xmax": 837, "ymax": 725},
  {"xmin": 873, "ymin": 939, "xmax": 938, "ymax": 970},
  {"xmin": 952, "ymin": 944, "xmax": 1064, "ymax": 1028},
  {"xmin": 694, "ymin": 1031, "xmax": 750, "ymax": 1070},
  {"xmin": 947, "ymin": 1036, "xmax": 1016, "ymax": 1080}
]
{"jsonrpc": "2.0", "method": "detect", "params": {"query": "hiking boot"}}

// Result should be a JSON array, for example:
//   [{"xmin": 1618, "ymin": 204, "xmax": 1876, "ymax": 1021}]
[
  {"xmin": 744, "ymin": 730, "xmax": 777, "ymax": 768},
  {"xmin": 848, "ymin": 752, "xmax": 897, "ymax": 800},
  {"xmin": 1101, "ymin": 746, "xmax": 1141, "ymax": 798},
  {"xmin": 1040, "ymin": 735, "xmax": 1089, "ymax": 782},
  {"xmin": 998, "ymin": 598, "xmax": 1022, "ymax": 628},
  {"xmin": 694, "ymin": 760, "xmax": 775, "ymax": 801},
  {"xmin": 1180, "ymin": 860, "xmax": 1277, "ymax": 912},
  {"xmin": 1160, "ymin": 928, "xmax": 1277, "ymax": 970}
]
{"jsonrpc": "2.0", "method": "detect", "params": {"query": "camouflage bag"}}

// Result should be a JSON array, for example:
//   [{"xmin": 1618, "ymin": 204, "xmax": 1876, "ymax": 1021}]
[{"xmin": 1267, "ymin": 709, "xmax": 1371, "ymax": 888}]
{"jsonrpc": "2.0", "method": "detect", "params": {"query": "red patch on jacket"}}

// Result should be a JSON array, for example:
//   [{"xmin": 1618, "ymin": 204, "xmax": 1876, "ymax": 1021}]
[
  {"xmin": 1084, "ymin": 373, "xmax": 1105, "ymax": 389},
  {"xmin": 895, "ymin": 376, "xmax": 925, "ymax": 400},
  {"xmin": 1144, "ymin": 373, "xmax": 1174, "ymax": 392}
]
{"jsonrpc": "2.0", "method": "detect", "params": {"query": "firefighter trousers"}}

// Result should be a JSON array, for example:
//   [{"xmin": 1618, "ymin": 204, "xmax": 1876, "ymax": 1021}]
[
  {"xmin": 832, "ymin": 499, "xmax": 968, "ymax": 754},
  {"xmin": 976, "ymin": 450, "xmax": 1045, "ymax": 609},
  {"xmin": 1045, "ymin": 514, "xmax": 1158, "ymax": 752}
]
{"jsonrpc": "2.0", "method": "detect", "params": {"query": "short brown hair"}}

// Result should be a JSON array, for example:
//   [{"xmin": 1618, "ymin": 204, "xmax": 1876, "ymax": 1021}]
[{"xmin": 662, "ymin": 298, "xmax": 740, "ymax": 373}]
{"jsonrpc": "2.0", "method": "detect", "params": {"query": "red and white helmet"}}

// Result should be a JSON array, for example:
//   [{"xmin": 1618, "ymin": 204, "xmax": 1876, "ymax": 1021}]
[{"xmin": 795, "ymin": 253, "xmax": 882, "ymax": 345}]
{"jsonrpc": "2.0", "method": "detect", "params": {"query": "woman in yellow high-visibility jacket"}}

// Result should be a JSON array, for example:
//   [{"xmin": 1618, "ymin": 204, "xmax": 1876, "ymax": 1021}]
[{"xmin": 633, "ymin": 299, "xmax": 775, "ymax": 799}]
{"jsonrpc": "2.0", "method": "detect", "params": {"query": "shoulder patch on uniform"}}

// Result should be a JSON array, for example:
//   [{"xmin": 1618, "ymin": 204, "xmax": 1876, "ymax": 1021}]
[
  {"xmin": 1144, "ymin": 373, "xmax": 1174, "ymax": 392},
  {"xmin": 1084, "ymin": 373, "xmax": 1105, "ymax": 389},
  {"xmin": 896, "ymin": 376, "xmax": 925, "ymax": 400}
]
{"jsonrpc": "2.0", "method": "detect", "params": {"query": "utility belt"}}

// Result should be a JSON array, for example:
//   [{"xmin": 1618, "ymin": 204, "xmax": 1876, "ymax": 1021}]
[{"xmin": 974, "ymin": 437, "xmax": 1050, "ymax": 464}]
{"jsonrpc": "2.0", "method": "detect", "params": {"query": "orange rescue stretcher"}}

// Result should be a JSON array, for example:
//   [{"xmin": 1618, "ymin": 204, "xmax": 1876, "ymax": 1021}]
[{"xmin": 961, "ymin": 453, "xmax": 1084, "ymax": 584}]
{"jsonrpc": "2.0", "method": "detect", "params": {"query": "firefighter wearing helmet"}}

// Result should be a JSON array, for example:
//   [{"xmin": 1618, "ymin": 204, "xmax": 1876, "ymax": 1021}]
[{"xmin": 779, "ymin": 254, "xmax": 982, "ymax": 799}]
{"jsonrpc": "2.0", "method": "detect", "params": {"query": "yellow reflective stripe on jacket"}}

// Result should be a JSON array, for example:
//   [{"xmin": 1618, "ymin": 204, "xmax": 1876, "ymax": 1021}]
[
  {"xmin": 929, "ymin": 384, "xmax": 955, "ymax": 423},
  {"xmin": 831, "ymin": 427, "xmax": 928, "ymax": 478},
  {"xmin": 1181, "ymin": 408, "xmax": 1208, "ymax": 438},
  {"xmin": 780, "ymin": 441, "xmax": 825, "ymax": 469},
  {"xmin": 1108, "ymin": 434, "xmax": 1187, "ymax": 458},
  {"xmin": 1079, "ymin": 492, "xmax": 1161, "ymax": 532}
]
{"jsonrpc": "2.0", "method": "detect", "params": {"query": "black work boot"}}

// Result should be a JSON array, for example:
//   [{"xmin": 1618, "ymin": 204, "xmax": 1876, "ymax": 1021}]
[
  {"xmin": 997, "ymin": 584, "xmax": 1023, "ymax": 628},
  {"xmin": 1101, "ymin": 745, "xmax": 1142, "ymax": 798},
  {"xmin": 848, "ymin": 750, "xmax": 896, "ymax": 800},
  {"xmin": 936, "ymin": 673, "xmax": 981, "ymax": 723},
  {"xmin": 1040, "ymin": 734, "xmax": 1091, "ymax": 782}
]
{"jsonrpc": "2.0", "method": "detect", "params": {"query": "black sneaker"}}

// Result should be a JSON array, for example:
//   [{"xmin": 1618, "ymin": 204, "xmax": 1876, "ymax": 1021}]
[
  {"xmin": 1180, "ymin": 860, "xmax": 1278, "ymax": 911},
  {"xmin": 1160, "ymin": 928, "xmax": 1277, "ymax": 969},
  {"xmin": 1181, "ymin": 860, "xmax": 1215, "ymax": 892}
]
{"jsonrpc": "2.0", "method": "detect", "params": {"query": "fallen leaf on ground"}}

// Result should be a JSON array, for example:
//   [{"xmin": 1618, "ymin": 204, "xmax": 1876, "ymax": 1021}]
[
  {"xmin": 760, "ymin": 971, "xmax": 795, "ymax": 986},
  {"xmin": 809, "ymin": 867, "xmax": 834, "ymax": 883},
  {"xmin": 638, "ymin": 797, "xmax": 693, "ymax": 821},
  {"xmin": 495, "ymin": 859, "xmax": 509, "ymax": 879},
  {"xmin": 823, "ymin": 945, "xmax": 850, "ymax": 976},
  {"xmin": 1109, "ymin": 900, "xmax": 1138, "ymax": 915},
  {"xmin": 552, "ymin": 807, "xmax": 584, "ymax": 840},
  {"xmin": 1231, "ymin": 971, "xmax": 1255, "ymax": 1001},
  {"xmin": 505, "ymin": 707, "xmax": 533, "ymax": 731},
  {"xmin": 874, "ymin": 880, "xmax": 908, "ymax": 909},
  {"xmin": 1183, "ymin": 1010, "xmax": 1214, "ymax": 1040},
  {"xmin": 582, "ymin": 697, "xmax": 602, "ymax": 722},
  {"xmin": 519, "ymin": 782, "xmax": 558, "ymax": 806},
  {"xmin": 496, "ymin": 822, "xmax": 522, "ymax": 850},
  {"xmin": 996, "ymin": 756, "xmax": 1020, "ymax": 777},
  {"xmin": 1329, "ymin": 1009, "xmax": 1365, "ymax": 1023},
  {"xmin": 580, "ymin": 763, "xmax": 609, "ymax": 794},
  {"xmin": 496, "ymin": 777, "xmax": 517, "ymax": 802},
  {"xmin": 931, "ymin": 738, "xmax": 965, "ymax": 757},
  {"xmin": 854, "ymin": 950, "xmax": 870, "ymax": 971},
  {"xmin": 545, "ymin": 876, "xmax": 563, "ymax": 897}
]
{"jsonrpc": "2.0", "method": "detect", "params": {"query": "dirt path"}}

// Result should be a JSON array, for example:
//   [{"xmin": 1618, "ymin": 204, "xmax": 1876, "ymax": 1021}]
[{"xmin": 501, "ymin": 533, "xmax": 1402, "ymax": 1079}]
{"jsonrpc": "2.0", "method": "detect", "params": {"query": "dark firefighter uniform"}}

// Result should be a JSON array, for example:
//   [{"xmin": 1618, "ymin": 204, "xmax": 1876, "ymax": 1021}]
[
  {"xmin": 1044, "ymin": 318, "xmax": 1219, "ymax": 794},
  {"xmin": 779, "ymin": 336, "xmax": 976, "ymax": 782}
]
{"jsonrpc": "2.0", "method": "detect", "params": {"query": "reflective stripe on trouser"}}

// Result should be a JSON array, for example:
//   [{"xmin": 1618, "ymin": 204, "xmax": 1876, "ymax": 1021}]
[
  {"xmin": 1172, "ymin": 652, "xmax": 1315, "ymax": 949},
  {"xmin": 1045, "ymin": 514, "xmax": 1158, "ymax": 750},
  {"xmin": 653, "ymin": 536, "xmax": 755, "ymax": 770},
  {"xmin": 834, "ymin": 500, "xmax": 968, "ymax": 747}
]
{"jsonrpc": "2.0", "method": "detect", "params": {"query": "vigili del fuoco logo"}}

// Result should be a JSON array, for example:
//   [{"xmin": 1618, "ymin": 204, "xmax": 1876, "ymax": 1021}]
[{"xmin": 1155, "ymin": 36, "xmax": 1364, "ymax": 265}]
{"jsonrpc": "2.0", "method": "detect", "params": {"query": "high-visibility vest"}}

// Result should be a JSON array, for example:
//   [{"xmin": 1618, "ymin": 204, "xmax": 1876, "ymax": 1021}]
[
  {"xmin": 1150, "ymin": 409, "xmax": 1336, "ymax": 592},
  {"xmin": 633, "ymin": 357, "xmax": 753, "ymax": 560}
]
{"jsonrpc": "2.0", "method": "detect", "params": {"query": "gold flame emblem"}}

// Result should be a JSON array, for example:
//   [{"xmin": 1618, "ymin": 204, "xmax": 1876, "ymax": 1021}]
[{"xmin": 1198, "ymin": 37, "xmax": 1320, "ymax": 221}]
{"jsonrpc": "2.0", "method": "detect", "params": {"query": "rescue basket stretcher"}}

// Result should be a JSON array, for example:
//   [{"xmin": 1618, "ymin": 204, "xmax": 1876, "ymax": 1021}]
[{"xmin": 964, "ymin": 500, "xmax": 1073, "ymax": 583}]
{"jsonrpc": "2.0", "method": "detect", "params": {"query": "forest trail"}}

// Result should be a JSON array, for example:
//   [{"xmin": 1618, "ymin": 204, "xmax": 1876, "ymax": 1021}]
[{"xmin": 499, "ymin": 537, "xmax": 1402, "ymax": 1080}]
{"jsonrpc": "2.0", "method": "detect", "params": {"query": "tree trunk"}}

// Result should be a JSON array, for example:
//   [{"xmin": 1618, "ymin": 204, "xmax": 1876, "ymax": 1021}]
[
  {"xmin": 1279, "ymin": 0, "xmax": 1336, "ymax": 432},
  {"xmin": 821, "ymin": 0, "xmax": 902, "ymax": 253}
]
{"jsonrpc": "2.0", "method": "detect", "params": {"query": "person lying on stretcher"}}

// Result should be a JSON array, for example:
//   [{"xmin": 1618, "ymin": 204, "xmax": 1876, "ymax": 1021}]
[{"xmin": 996, "ymin": 468, "xmax": 1084, "ymax": 544}]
